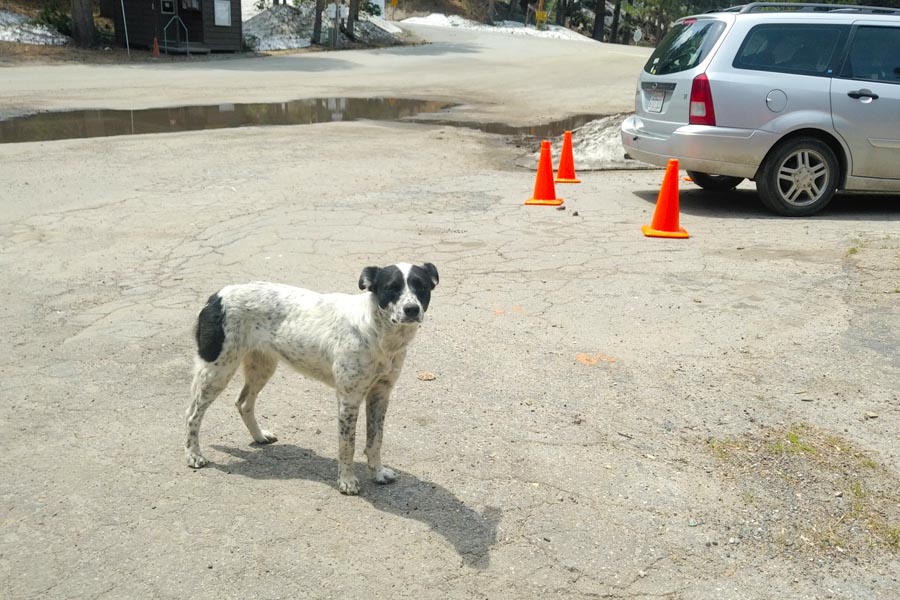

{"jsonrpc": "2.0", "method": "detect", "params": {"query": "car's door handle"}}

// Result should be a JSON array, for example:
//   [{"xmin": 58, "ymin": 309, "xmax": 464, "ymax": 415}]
[{"xmin": 848, "ymin": 89, "xmax": 879, "ymax": 100}]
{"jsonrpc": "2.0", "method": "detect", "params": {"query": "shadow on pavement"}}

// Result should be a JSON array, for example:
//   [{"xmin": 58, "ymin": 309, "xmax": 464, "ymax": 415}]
[
  {"xmin": 634, "ymin": 188, "xmax": 900, "ymax": 221},
  {"xmin": 371, "ymin": 42, "xmax": 481, "ymax": 56},
  {"xmin": 163, "ymin": 56, "xmax": 358, "ymax": 72},
  {"xmin": 210, "ymin": 443, "xmax": 500, "ymax": 568}
]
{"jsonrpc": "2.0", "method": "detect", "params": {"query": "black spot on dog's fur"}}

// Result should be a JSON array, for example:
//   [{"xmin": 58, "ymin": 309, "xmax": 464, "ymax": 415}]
[{"xmin": 196, "ymin": 293, "xmax": 226, "ymax": 362}]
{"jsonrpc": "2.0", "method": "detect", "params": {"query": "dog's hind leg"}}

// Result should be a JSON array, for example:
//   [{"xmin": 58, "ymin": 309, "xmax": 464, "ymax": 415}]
[
  {"xmin": 186, "ymin": 357, "xmax": 240, "ymax": 468},
  {"xmin": 364, "ymin": 382, "xmax": 397, "ymax": 485},
  {"xmin": 237, "ymin": 351, "xmax": 278, "ymax": 444}
]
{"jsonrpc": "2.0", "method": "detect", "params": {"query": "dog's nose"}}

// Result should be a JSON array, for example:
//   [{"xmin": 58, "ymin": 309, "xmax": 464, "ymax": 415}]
[{"xmin": 403, "ymin": 304, "xmax": 421, "ymax": 318}]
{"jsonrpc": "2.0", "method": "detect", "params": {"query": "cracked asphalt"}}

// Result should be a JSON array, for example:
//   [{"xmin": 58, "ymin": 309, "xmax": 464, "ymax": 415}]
[{"xmin": 2, "ymin": 23, "xmax": 899, "ymax": 600}]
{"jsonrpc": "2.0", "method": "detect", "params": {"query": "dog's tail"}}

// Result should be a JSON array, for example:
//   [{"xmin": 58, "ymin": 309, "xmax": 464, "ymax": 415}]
[{"xmin": 195, "ymin": 292, "xmax": 226, "ymax": 363}]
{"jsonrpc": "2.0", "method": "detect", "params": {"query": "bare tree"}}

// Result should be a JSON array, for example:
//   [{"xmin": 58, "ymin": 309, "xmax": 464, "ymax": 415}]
[
  {"xmin": 313, "ymin": 0, "xmax": 325, "ymax": 44},
  {"xmin": 70, "ymin": 0, "xmax": 95, "ymax": 48},
  {"xmin": 555, "ymin": 0, "xmax": 568, "ymax": 26},
  {"xmin": 346, "ymin": 0, "xmax": 360, "ymax": 37},
  {"xmin": 591, "ymin": 0, "xmax": 604, "ymax": 40},
  {"xmin": 610, "ymin": 0, "xmax": 622, "ymax": 43}
]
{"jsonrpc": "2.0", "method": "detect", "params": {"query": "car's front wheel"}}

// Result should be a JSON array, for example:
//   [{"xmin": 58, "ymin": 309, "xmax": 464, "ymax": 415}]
[
  {"xmin": 686, "ymin": 171, "xmax": 744, "ymax": 192},
  {"xmin": 756, "ymin": 137, "xmax": 839, "ymax": 216}
]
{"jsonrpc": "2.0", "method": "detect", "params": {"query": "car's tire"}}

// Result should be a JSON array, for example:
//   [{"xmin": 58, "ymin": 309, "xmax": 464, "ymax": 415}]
[
  {"xmin": 756, "ymin": 136, "xmax": 840, "ymax": 217},
  {"xmin": 686, "ymin": 171, "xmax": 744, "ymax": 192}
]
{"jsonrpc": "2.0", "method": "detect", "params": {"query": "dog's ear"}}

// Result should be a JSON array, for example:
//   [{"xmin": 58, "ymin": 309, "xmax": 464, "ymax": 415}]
[
  {"xmin": 359, "ymin": 266, "xmax": 381, "ymax": 291},
  {"xmin": 423, "ymin": 262, "xmax": 439, "ymax": 289}
]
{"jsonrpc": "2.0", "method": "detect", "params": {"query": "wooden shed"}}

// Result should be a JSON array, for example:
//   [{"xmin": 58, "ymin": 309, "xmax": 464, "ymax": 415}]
[{"xmin": 114, "ymin": 0, "xmax": 244, "ymax": 53}]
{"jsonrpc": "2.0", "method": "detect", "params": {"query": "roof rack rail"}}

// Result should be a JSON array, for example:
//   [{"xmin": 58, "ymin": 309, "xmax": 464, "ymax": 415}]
[{"xmin": 720, "ymin": 3, "xmax": 900, "ymax": 15}]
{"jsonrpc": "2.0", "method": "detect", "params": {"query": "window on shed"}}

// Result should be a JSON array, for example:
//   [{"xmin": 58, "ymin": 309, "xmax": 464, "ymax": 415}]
[{"xmin": 214, "ymin": 0, "xmax": 232, "ymax": 26}]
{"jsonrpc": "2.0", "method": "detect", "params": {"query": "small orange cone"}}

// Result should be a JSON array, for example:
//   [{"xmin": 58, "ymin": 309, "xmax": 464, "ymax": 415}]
[
  {"xmin": 555, "ymin": 130, "xmax": 580, "ymax": 184},
  {"xmin": 152, "ymin": 36, "xmax": 160, "ymax": 57},
  {"xmin": 642, "ymin": 159, "xmax": 689, "ymax": 238},
  {"xmin": 525, "ymin": 140, "xmax": 563, "ymax": 206}
]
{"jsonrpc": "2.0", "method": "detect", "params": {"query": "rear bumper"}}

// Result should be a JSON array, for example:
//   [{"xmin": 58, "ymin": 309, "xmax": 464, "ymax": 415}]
[{"xmin": 620, "ymin": 116, "xmax": 776, "ymax": 179}]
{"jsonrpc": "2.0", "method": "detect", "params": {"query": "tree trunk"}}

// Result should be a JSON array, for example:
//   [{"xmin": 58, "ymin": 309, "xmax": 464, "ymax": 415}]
[
  {"xmin": 347, "ymin": 0, "xmax": 360, "ymax": 36},
  {"xmin": 610, "ymin": 0, "xmax": 621, "ymax": 44},
  {"xmin": 70, "ymin": 0, "xmax": 95, "ymax": 48},
  {"xmin": 313, "ymin": 0, "xmax": 324, "ymax": 44},
  {"xmin": 555, "ymin": 0, "xmax": 567, "ymax": 26},
  {"xmin": 591, "ymin": 0, "xmax": 604, "ymax": 40}
]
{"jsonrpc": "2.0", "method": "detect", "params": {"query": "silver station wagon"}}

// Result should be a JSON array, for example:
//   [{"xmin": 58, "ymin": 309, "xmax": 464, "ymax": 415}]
[{"xmin": 621, "ymin": 2, "xmax": 900, "ymax": 216}]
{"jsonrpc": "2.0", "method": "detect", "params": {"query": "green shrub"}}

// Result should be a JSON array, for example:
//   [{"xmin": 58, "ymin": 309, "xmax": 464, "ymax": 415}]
[{"xmin": 35, "ymin": 0, "xmax": 72, "ymax": 37}]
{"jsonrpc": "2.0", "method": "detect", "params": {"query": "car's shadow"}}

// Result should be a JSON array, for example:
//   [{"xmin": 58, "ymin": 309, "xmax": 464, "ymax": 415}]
[
  {"xmin": 635, "ymin": 187, "xmax": 900, "ymax": 221},
  {"xmin": 209, "ymin": 443, "xmax": 500, "ymax": 569}
]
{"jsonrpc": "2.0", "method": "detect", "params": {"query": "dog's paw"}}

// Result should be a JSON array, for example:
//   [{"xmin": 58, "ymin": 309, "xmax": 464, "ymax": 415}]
[
  {"xmin": 186, "ymin": 453, "xmax": 209, "ymax": 469},
  {"xmin": 253, "ymin": 430, "xmax": 278, "ymax": 444},
  {"xmin": 372, "ymin": 466, "xmax": 397, "ymax": 485},
  {"xmin": 338, "ymin": 475, "xmax": 360, "ymax": 495}
]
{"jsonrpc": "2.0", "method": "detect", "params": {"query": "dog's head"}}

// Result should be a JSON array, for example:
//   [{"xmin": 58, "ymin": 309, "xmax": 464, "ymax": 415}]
[{"xmin": 359, "ymin": 262, "xmax": 439, "ymax": 325}]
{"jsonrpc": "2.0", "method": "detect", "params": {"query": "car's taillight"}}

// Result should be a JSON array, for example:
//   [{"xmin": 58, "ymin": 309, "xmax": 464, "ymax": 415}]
[{"xmin": 689, "ymin": 73, "xmax": 716, "ymax": 126}]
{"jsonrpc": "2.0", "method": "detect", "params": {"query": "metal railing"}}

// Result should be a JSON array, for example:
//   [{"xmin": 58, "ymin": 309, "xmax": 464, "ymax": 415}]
[{"xmin": 163, "ymin": 15, "xmax": 190, "ymax": 56}]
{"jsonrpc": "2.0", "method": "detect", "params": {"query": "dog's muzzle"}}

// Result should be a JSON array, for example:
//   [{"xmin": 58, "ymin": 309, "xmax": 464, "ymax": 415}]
[{"xmin": 396, "ymin": 303, "xmax": 422, "ymax": 324}]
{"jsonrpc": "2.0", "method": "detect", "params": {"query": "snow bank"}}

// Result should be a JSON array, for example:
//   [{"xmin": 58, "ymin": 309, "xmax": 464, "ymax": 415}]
[
  {"xmin": 243, "ymin": 4, "xmax": 313, "ymax": 51},
  {"xmin": 243, "ymin": 4, "xmax": 402, "ymax": 52},
  {"xmin": 402, "ymin": 13, "xmax": 594, "ymax": 43},
  {"xmin": 0, "ymin": 9, "xmax": 69, "ymax": 46},
  {"xmin": 519, "ymin": 114, "xmax": 657, "ymax": 171}
]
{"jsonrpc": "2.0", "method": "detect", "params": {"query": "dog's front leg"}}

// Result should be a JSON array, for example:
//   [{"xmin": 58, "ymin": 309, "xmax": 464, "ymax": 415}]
[
  {"xmin": 365, "ymin": 384, "xmax": 396, "ymax": 485},
  {"xmin": 336, "ymin": 392, "xmax": 364, "ymax": 495}
]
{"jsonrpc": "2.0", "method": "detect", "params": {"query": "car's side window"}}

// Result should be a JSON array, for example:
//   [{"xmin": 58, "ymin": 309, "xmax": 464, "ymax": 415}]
[
  {"xmin": 841, "ymin": 26, "xmax": 900, "ymax": 84},
  {"xmin": 733, "ymin": 24, "xmax": 847, "ymax": 76}
]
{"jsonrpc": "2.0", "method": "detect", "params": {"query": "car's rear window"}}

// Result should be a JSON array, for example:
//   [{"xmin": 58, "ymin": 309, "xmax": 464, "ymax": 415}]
[
  {"xmin": 733, "ymin": 24, "xmax": 848, "ymax": 76},
  {"xmin": 644, "ymin": 19, "xmax": 727, "ymax": 75}
]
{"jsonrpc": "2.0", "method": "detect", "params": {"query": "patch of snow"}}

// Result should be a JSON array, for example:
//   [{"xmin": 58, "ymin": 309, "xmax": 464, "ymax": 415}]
[
  {"xmin": 243, "ymin": 4, "xmax": 312, "ymax": 51},
  {"xmin": 402, "ymin": 13, "xmax": 594, "ymax": 43},
  {"xmin": 519, "ymin": 114, "xmax": 656, "ymax": 171},
  {"xmin": 0, "ymin": 9, "xmax": 69, "ymax": 46},
  {"xmin": 242, "ymin": 4, "xmax": 401, "ymax": 51},
  {"xmin": 367, "ymin": 15, "xmax": 402, "ymax": 35}
]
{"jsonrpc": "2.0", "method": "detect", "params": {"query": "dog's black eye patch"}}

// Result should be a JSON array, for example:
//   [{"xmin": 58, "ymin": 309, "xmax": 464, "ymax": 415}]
[
  {"xmin": 406, "ymin": 267, "xmax": 435, "ymax": 311},
  {"xmin": 373, "ymin": 266, "xmax": 405, "ymax": 309}
]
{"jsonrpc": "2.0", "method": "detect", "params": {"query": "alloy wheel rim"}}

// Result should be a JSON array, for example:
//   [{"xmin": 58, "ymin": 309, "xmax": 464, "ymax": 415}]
[{"xmin": 776, "ymin": 149, "xmax": 830, "ymax": 207}]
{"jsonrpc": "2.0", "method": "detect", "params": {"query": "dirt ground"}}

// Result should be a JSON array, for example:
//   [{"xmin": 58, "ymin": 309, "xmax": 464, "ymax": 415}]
[{"xmin": 1, "ymin": 21, "xmax": 899, "ymax": 600}]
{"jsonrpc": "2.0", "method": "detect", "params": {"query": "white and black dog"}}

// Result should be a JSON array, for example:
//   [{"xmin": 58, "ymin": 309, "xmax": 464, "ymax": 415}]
[{"xmin": 185, "ymin": 262, "xmax": 439, "ymax": 495}]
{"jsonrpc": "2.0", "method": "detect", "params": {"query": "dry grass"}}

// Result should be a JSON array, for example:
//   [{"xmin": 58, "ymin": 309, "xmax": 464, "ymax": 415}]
[{"xmin": 708, "ymin": 424, "xmax": 900, "ymax": 560}]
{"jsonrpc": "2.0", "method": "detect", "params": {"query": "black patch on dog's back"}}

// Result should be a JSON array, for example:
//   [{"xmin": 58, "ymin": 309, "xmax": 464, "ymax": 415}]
[{"xmin": 196, "ymin": 292, "xmax": 226, "ymax": 362}]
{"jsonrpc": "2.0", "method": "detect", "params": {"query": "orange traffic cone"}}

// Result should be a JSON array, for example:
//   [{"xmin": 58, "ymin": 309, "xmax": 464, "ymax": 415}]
[
  {"xmin": 555, "ymin": 130, "xmax": 580, "ymax": 184},
  {"xmin": 152, "ymin": 36, "xmax": 160, "ymax": 57},
  {"xmin": 525, "ymin": 140, "xmax": 563, "ymax": 206},
  {"xmin": 642, "ymin": 159, "xmax": 689, "ymax": 238}
]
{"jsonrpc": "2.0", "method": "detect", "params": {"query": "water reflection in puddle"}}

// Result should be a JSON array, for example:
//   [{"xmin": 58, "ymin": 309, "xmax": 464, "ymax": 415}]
[
  {"xmin": 0, "ymin": 98, "xmax": 452, "ymax": 144},
  {"xmin": 0, "ymin": 97, "xmax": 604, "ymax": 144}
]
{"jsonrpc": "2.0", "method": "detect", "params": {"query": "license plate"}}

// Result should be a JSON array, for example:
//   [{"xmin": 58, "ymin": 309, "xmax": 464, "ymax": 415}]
[{"xmin": 647, "ymin": 90, "xmax": 665, "ymax": 113}]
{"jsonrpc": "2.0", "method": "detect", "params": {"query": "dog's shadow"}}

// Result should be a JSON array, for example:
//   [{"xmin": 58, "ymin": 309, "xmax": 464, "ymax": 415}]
[{"xmin": 209, "ymin": 443, "xmax": 501, "ymax": 568}]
